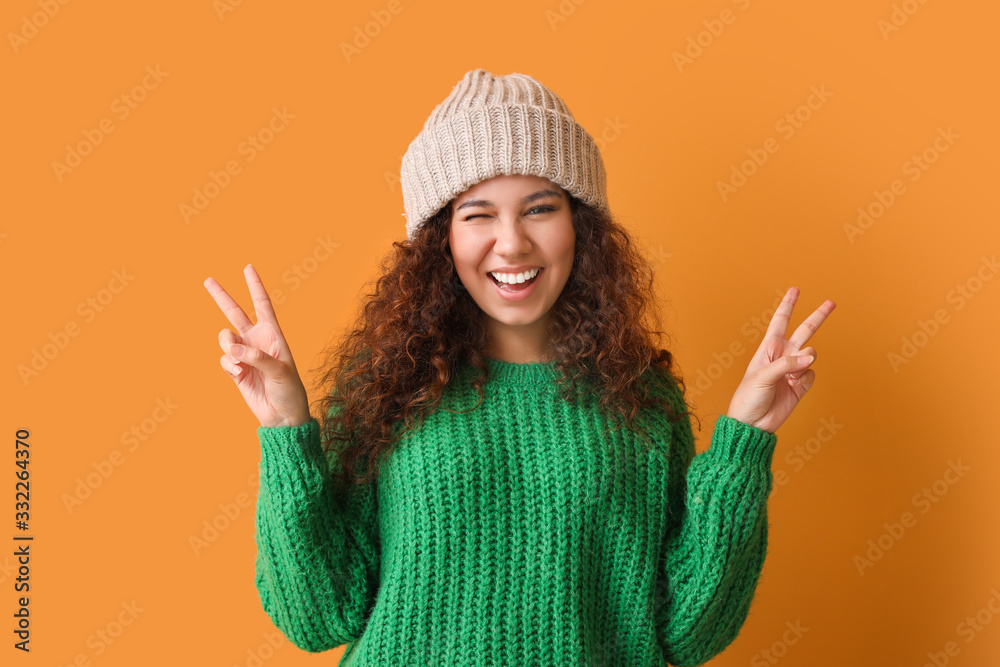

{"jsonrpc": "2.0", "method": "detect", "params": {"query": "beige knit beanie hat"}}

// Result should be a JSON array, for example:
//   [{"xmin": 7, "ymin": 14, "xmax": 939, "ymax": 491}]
[{"xmin": 400, "ymin": 68, "xmax": 609, "ymax": 241}]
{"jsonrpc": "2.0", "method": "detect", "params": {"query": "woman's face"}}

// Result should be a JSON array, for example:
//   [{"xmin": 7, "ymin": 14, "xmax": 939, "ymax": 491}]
[{"xmin": 449, "ymin": 174, "xmax": 575, "ymax": 360}]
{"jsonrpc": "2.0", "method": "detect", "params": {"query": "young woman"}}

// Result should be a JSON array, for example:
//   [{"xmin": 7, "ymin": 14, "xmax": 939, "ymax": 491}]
[{"xmin": 204, "ymin": 69, "xmax": 835, "ymax": 667}]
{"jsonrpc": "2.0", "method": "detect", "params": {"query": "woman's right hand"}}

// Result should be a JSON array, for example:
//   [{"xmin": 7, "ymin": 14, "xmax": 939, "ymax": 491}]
[{"xmin": 203, "ymin": 264, "xmax": 312, "ymax": 429}]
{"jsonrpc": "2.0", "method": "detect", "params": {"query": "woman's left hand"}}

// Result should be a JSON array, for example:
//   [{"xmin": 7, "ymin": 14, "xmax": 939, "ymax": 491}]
[{"xmin": 726, "ymin": 287, "xmax": 836, "ymax": 434}]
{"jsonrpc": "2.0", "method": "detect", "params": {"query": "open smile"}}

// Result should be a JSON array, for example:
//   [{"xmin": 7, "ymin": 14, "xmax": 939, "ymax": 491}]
[{"xmin": 487, "ymin": 268, "xmax": 543, "ymax": 301}]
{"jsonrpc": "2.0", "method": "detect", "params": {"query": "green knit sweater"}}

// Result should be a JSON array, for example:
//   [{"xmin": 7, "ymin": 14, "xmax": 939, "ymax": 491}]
[{"xmin": 253, "ymin": 358, "xmax": 778, "ymax": 667}]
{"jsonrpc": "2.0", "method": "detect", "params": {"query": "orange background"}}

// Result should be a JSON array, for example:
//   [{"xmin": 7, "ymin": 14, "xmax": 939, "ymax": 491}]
[{"xmin": 5, "ymin": 0, "xmax": 1000, "ymax": 665}]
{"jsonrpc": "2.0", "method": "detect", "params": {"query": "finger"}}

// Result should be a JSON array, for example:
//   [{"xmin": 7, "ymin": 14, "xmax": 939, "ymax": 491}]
[
  {"xmin": 762, "ymin": 286, "xmax": 800, "ymax": 342},
  {"xmin": 228, "ymin": 342, "xmax": 283, "ymax": 378},
  {"xmin": 788, "ymin": 299, "xmax": 837, "ymax": 350},
  {"xmin": 244, "ymin": 264, "xmax": 280, "ymax": 327},
  {"xmin": 786, "ymin": 346, "xmax": 817, "ymax": 378},
  {"xmin": 219, "ymin": 353, "xmax": 244, "ymax": 379},
  {"xmin": 787, "ymin": 368, "xmax": 816, "ymax": 391},
  {"xmin": 765, "ymin": 349, "xmax": 817, "ymax": 385},
  {"xmin": 204, "ymin": 276, "xmax": 254, "ymax": 333},
  {"xmin": 218, "ymin": 328, "xmax": 241, "ymax": 354}
]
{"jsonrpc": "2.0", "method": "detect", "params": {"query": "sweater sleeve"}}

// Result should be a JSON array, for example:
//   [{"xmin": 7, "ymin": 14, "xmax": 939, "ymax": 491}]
[
  {"xmin": 653, "ymin": 378, "xmax": 778, "ymax": 667},
  {"xmin": 253, "ymin": 417, "xmax": 381, "ymax": 653}
]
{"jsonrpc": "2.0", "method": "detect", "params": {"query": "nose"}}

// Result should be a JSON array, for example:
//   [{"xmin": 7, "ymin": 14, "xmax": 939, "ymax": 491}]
[{"xmin": 492, "ymin": 214, "xmax": 533, "ymax": 255}]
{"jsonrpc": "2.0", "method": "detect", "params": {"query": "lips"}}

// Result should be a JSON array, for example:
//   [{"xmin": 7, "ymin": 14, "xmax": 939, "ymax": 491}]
[{"xmin": 487, "ymin": 267, "xmax": 543, "ymax": 300}]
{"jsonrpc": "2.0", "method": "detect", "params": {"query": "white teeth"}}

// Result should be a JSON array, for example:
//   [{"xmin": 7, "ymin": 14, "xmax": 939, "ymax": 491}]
[{"xmin": 490, "ymin": 268, "xmax": 540, "ymax": 284}]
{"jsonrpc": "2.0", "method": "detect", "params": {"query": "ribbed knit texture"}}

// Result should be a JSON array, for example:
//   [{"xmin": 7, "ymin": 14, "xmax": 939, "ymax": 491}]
[
  {"xmin": 399, "ymin": 68, "xmax": 610, "ymax": 241},
  {"xmin": 253, "ymin": 358, "xmax": 778, "ymax": 667}
]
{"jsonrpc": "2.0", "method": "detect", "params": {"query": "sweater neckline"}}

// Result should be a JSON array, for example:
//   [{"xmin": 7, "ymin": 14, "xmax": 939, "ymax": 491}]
[{"xmin": 460, "ymin": 357, "xmax": 563, "ymax": 385}]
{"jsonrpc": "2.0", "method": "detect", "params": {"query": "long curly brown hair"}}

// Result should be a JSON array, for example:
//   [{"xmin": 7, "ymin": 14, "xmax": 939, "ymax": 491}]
[{"xmin": 307, "ymin": 194, "xmax": 702, "ymax": 491}]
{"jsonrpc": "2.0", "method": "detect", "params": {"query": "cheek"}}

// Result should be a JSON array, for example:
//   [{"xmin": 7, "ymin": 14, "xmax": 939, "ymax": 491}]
[
  {"xmin": 551, "ymin": 242, "xmax": 575, "ymax": 275},
  {"xmin": 450, "ymin": 247, "xmax": 486, "ymax": 284},
  {"xmin": 448, "ymin": 237, "xmax": 471, "ymax": 272},
  {"xmin": 548, "ymin": 221, "xmax": 575, "ymax": 265}
]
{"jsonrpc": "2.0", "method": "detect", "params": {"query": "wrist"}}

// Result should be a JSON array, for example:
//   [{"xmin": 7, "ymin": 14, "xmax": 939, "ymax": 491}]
[{"xmin": 267, "ymin": 413, "xmax": 313, "ymax": 429}]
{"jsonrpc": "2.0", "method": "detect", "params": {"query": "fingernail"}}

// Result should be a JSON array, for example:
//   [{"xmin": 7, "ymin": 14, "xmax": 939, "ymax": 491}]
[
  {"xmin": 798, "ymin": 354, "xmax": 814, "ymax": 365},
  {"xmin": 231, "ymin": 344, "xmax": 244, "ymax": 359}
]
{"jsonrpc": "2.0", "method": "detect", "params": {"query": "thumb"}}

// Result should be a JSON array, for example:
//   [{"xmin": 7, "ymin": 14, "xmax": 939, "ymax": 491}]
[{"xmin": 231, "ymin": 343, "xmax": 287, "ymax": 379}]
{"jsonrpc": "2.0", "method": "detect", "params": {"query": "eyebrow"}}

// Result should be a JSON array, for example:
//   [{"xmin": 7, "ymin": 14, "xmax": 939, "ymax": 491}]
[{"xmin": 455, "ymin": 189, "xmax": 563, "ymax": 212}]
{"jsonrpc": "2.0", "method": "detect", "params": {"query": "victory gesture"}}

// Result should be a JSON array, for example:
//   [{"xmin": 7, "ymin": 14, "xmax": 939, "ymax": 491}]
[
  {"xmin": 203, "ymin": 264, "xmax": 312, "ymax": 429},
  {"xmin": 726, "ymin": 287, "xmax": 836, "ymax": 434}
]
